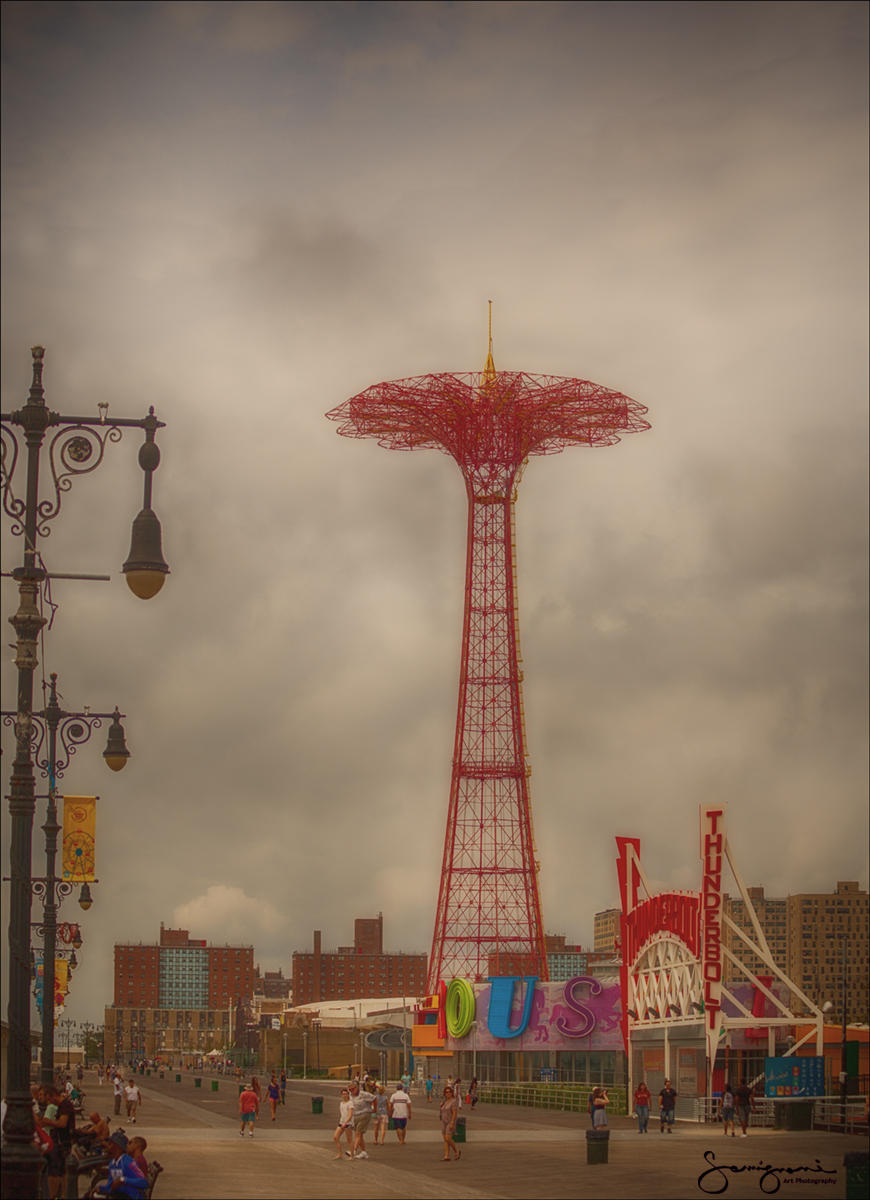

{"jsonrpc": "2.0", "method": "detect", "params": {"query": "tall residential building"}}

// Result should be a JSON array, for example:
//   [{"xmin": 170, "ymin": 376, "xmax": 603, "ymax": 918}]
[
  {"xmin": 292, "ymin": 915, "xmax": 427, "ymax": 1004},
  {"xmin": 113, "ymin": 924, "xmax": 254, "ymax": 1010},
  {"xmin": 710, "ymin": 882, "xmax": 867, "ymax": 1023},
  {"xmin": 105, "ymin": 924, "xmax": 255, "ymax": 1061},
  {"xmin": 593, "ymin": 908, "xmax": 621, "ymax": 954},
  {"xmin": 723, "ymin": 887, "xmax": 789, "ymax": 984},
  {"xmin": 785, "ymin": 882, "xmax": 868, "ymax": 1023}
]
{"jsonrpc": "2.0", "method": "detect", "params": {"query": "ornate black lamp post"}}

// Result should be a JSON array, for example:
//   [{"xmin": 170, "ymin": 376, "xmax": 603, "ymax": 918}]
[
  {"xmin": 1, "ymin": 346, "xmax": 168, "ymax": 1199},
  {"xmin": 59, "ymin": 1018, "xmax": 76, "ymax": 1072},
  {"xmin": 4, "ymin": 670, "xmax": 131, "ymax": 1087}
]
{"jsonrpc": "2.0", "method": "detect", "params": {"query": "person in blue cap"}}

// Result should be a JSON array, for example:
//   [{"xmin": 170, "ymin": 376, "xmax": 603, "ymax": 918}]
[{"xmin": 94, "ymin": 1130, "xmax": 148, "ymax": 1198}]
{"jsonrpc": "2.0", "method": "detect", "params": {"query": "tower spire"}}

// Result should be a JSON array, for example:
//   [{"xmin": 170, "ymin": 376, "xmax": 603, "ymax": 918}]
[{"xmin": 482, "ymin": 299, "xmax": 497, "ymax": 385}]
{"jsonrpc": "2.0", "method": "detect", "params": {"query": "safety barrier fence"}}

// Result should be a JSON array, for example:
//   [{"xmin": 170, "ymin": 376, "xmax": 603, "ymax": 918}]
[
  {"xmin": 479, "ymin": 1083, "xmax": 628, "ymax": 1115},
  {"xmin": 692, "ymin": 1095, "xmax": 868, "ymax": 1134}
]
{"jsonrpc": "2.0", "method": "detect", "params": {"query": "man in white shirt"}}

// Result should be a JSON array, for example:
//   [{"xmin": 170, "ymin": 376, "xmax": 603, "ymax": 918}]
[
  {"xmin": 124, "ymin": 1080, "xmax": 142, "ymax": 1123},
  {"xmin": 388, "ymin": 1082, "xmax": 412, "ymax": 1144},
  {"xmin": 112, "ymin": 1073, "xmax": 124, "ymax": 1115},
  {"xmin": 349, "ymin": 1081, "xmax": 376, "ymax": 1160}
]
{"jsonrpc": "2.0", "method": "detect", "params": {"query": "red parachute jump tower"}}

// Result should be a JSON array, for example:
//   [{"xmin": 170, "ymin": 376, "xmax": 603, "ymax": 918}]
[{"xmin": 328, "ymin": 312, "xmax": 649, "ymax": 988}]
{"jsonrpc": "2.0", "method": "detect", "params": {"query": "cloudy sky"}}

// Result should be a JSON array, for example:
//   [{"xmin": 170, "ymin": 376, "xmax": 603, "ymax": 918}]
[{"xmin": 2, "ymin": 1, "xmax": 867, "ymax": 1029}]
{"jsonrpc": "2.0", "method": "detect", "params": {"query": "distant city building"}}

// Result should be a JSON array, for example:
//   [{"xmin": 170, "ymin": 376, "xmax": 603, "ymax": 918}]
[
  {"xmin": 292, "ymin": 914, "xmax": 427, "ymax": 1004},
  {"xmin": 723, "ymin": 887, "xmax": 789, "ymax": 984},
  {"xmin": 113, "ymin": 924, "xmax": 254, "ymax": 1010},
  {"xmin": 785, "ymin": 881, "xmax": 868, "ymax": 1023},
  {"xmin": 253, "ymin": 967, "xmax": 292, "ymax": 1001},
  {"xmin": 545, "ymin": 933, "xmax": 587, "ymax": 981},
  {"xmin": 593, "ymin": 908, "xmax": 620, "ymax": 954},
  {"xmin": 103, "ymin": 1004, "xmax": 232, "ymax": 1063},
  {"xmin": 105, "ymin": 923, "xmax": 256, "ymax": 1062},
  {"xmin": 722, "ymin": 882, "xmax": 868, "ymax": 1022}
]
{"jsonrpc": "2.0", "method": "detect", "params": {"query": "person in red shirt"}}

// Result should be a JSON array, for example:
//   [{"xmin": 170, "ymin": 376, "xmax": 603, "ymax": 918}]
[
  {"xmin": 128, "ymin": 1135, "xmax": 149, "ymax": 1175},
  {"xmin": 238, "ymin": 1082, "xmax": 259, "ymax": 1137},
  {"xmin": 633, "ymin": 1081, "xmax": 652, "ymax": 1133}
]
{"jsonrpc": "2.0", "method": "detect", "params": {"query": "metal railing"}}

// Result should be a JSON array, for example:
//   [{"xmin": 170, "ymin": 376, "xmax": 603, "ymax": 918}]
[
  {"xmin": 479, "ymin": 1083, "xmax": 628, "ymax": 1115},
  {"xmin": 690, "ymin": 1095, "xmax": 868, "ymax": 1134},
  {"xmin": 812, "ymin": 1098, "xmax": 868, "ymax": 1135}
]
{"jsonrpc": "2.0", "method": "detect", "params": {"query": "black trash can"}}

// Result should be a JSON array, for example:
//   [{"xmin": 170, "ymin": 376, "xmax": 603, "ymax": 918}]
[
  {"xmin": 454, "ymin": 1116, "xmax": 466, "ymax": 1144},
  {"xmin": 194, "ymin": 1077, "xmax": 202, "ymax": 1088},
  {"xmin": 312, "ymin": 1096, "xmax": 323, "ymax": 1114},
  {"xmin": 787, "ymin": 1101, "xmax": 813, "ymax": 1131},
  {"xmin": 844, "ymin": 1152, "xmax": 869, "ymax": 1200},
  {"xmin": 586, "ymin": 1128, "xmax": 609, "ymax": 1164}
]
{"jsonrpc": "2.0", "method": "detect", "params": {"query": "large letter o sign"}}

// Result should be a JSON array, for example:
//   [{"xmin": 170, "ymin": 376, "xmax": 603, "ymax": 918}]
[{"xmin": 444, "ymin": 979, "xmax": 475, "ymax": 1038}]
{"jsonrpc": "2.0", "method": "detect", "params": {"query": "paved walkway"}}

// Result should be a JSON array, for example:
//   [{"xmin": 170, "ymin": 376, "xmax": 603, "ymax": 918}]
[{"xmin": 74, "ymin": 1075, "xmax": 863, "ymax": 1199}]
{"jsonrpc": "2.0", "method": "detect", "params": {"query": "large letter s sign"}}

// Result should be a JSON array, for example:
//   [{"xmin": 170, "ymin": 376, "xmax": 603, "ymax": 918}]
[{"xmin": 555, "ymin": 976, "xmax": 600, "ymax": 1038}]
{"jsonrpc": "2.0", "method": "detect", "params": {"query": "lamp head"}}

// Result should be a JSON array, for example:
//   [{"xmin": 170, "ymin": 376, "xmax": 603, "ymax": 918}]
[
  {"xmin": 103, "ymin": 709, "xmax": 130, "ymax": 771},
  {"xmin": 79, "ymin": 883, "xmax": 94, "ymax": 911},
  {"xmin": 123, "ymin": 507, "xmax": 169, "ymax": 599}
]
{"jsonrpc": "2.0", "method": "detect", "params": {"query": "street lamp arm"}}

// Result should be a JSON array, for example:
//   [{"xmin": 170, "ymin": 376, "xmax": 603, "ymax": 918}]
[
  {"xmin": 1, "ymin": 707, "xmax": 127, "ymax": 779},
  {"xmin": 1, "ymin": 409, "xmax": 165, "ymax": 429}
]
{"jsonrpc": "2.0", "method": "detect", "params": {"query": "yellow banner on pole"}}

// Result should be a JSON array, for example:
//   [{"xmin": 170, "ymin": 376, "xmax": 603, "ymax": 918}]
[
  {"xmin": 62, "ymin": 796, "xmax": 97, "ymax": 882},
  {"xmin": 54, "ymin": 957, "xmax": 69, "ymax": 1024},
  {"xmin": 55, "ymin": 957, "xmax": 69, "ymax": 1003}
]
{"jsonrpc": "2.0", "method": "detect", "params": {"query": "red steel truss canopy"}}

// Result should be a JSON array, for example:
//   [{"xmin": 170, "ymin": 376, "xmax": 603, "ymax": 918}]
[{"xmin": 328, "ymin": 337, "xmax": 649, "ymax": 988}]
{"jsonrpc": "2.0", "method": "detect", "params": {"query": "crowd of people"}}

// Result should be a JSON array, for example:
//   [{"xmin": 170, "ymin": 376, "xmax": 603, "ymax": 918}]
[
  {"xmin": 23, "ymin": 1066, "xmax": 155, "ymax": 1199},
  {"xmin": 321, "ymin": 1072, "xmax": 478, "ymax": 1162}
]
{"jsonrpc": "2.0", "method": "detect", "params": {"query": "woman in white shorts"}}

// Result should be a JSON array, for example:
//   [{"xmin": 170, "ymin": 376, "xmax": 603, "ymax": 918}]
[{"xmin": 333, "ymin": 1089, "xmax": 354, "ymax": 1158}]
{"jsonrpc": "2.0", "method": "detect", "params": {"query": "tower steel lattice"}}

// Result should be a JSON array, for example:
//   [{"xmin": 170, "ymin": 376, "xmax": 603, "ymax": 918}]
[{"xmin": 328, "ymin": 326, "xmax": 649, "ymax": 988}]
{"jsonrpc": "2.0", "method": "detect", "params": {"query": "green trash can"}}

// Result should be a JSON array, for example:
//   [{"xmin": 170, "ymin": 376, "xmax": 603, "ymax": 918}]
[
  {"xmin": 586, "ymin": 1128, "xmax": 609, "ymax": 1164},
  {"xmin": 312, "ymin": 1096, "xmax": 323, "ymax": 1114},
  {"xmin": 194, "ymin": 1077, "xmax": 202, "ymax": 1088},
  {"xmin": 454, "ymin": 1116, "xmax": 466, "ymax": 1144},
  {"xmin": 844, "ymin": 1152, "xmax": 869, "ymax": 1200},
  {"xmin": 238, "ymin": 1084, "xmax": 245, "ymax": 1094},
  {"xmin": 211, "ymin": 1080, "xmax": 219, "ymax": 1092},
  {"xmin": 388, "ymin": 1117, "xmax": 396, "ymax": 1130},
  {"xmin": 175, "ymin": 1074, "xmax": 181, "ymax": 1083},
  {"xmin": 146, "ymin": 1069, "xmax": 151, "ymax": 1077}
]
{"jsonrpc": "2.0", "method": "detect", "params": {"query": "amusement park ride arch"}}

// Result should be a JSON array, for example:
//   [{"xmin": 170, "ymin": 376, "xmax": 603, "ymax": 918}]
[{"xmin": 618, "ymin": 806, "xmax": 828, "ymax": 1105}]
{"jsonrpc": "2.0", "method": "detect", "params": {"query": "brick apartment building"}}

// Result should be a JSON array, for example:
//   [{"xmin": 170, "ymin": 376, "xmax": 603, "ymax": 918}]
[
  {"xmin": 292, "ymin": 915, "xmax": 427, "ymax": 1004},
  {"xmin": 105, "ymin": 924, "xmax": 255, "ymax": 1062}
]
